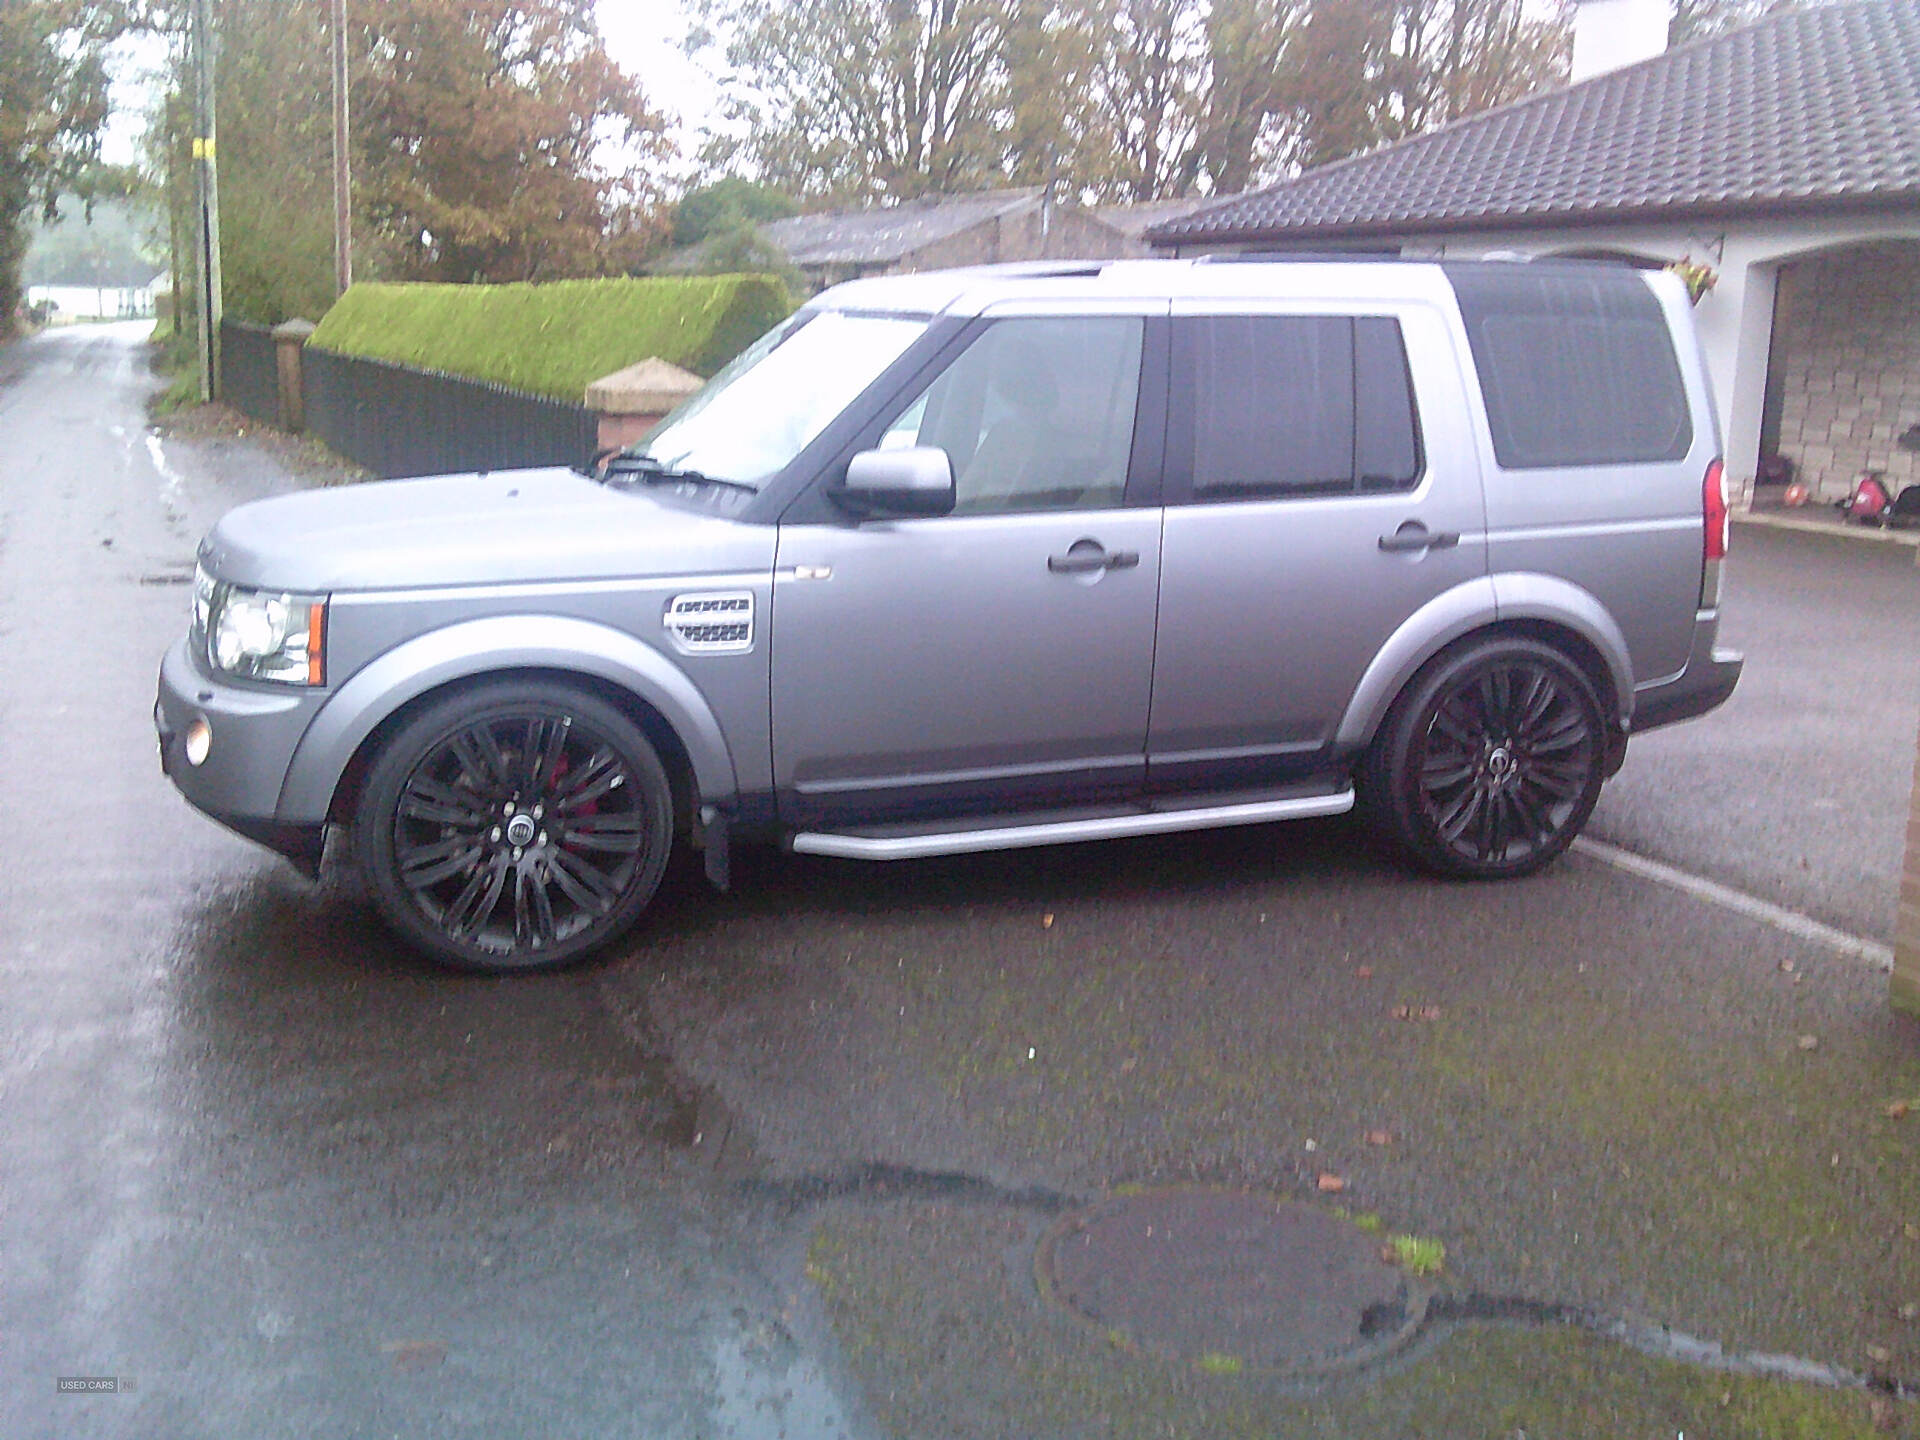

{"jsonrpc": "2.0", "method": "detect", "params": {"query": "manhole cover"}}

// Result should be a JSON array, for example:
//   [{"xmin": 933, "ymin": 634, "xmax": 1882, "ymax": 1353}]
[{"xmin": 1038, "ymin": 1188, "xmax": 1428, "ymax": 1376}]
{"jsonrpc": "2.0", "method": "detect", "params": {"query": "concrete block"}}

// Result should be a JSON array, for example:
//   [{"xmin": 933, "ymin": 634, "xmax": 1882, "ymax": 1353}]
[{"xmin": 585, "ymin": 357, "xmax": 703, "ymax": 417}]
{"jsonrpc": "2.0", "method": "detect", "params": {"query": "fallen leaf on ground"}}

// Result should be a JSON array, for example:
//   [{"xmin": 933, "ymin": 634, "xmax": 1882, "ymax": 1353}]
[
  {"xmin": 1390, "ymin": 1004, "xmax": 1443, "ymax": 1022},
  {"xmin": 1316, "ymin": 1173, "xmax": 1346, "ymax": 1193},
  {"xmin": 1906, "ymin": 1223, "xmax": 1920, "ymax": 1242},
  {"xmin": 381, "ymin": 1340, "xmax": 448, "ymax": 1372},
  {"xmin": 1866, "ymin": 1344, "xmax": 1893, "ymax": 1365},
  {"xmin": 1796, "ymin": 1034, "xmax": 1819, "ymax": 1051},
  {"xmin": 1364, "ymin": 1130, "xmax": 1393, "ymax": 1146},
  {"xmin": 1899, "ymin": 1302, "xmax": 1919, "ymax": 1323},
  {"xmin": 1779, "ymin": 960, "xmax": 1796, "ymax": 973},
  {"xmin": 1356, "ymin": 965, "xmax": 1374, "ymax": 978},
  {"xmin": 1886, "ymin": 1099, "xmax": 1911, "ymax": 1119},
  {"xmin": 1041, "ymin": 913, "xmax": 1054, "ymax": 928},
  {"xmin": 1119, "ymin": 1056, "xmax": 1138, "ymax": 1074}
]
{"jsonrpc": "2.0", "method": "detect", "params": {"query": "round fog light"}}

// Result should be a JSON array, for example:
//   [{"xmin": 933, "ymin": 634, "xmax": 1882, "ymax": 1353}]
[{"xmin": 184, "ymin": 716, "xmax": 213, "ymax": 767}]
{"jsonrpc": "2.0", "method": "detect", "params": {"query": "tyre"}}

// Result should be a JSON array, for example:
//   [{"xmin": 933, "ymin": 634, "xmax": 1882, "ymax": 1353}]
[
  {"xmin": 1362, "ymin": 637, "xmax": 1605, "ymax": 880},
  {"xmin": 354, "ymin": 680, "xmax": 674, "ymax": 972}
]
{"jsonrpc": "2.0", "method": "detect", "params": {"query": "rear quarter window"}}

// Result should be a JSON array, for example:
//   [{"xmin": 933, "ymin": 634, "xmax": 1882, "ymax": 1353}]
[{"xmin": 1447, "ymin": 266, "xmax": 1692, "ymax": 470}]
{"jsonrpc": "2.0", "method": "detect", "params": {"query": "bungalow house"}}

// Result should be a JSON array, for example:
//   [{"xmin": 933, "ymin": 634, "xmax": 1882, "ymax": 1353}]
[
  {"xmin": 733, "ymin": 188, "xmax": 1209, "ymax": 292},
  {"xmin": 1147, "ymin": 0, "xmax": 1920, "ymax": 504}
]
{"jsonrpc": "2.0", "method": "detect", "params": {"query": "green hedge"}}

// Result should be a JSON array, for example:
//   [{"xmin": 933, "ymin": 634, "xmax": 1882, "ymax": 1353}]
[{"xmin": 306, "ymin": 275, "xmax": 794, "ymax": 402}]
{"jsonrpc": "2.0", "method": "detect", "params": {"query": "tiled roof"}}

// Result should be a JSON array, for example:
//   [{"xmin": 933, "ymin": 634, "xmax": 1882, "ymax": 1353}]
[
  {"xmin": 1150, "ymin": 0, "xmax": 1920, "ymax": 246},
  {"xmin": 764, "ymin": 189, "xmax": 1042, "ymax": 265}
]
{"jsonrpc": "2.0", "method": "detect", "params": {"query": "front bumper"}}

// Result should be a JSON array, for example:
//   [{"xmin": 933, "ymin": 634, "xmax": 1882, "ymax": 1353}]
[{"xmin": 155, "ymin": 637, "xmax": 328, "ymax": 872}]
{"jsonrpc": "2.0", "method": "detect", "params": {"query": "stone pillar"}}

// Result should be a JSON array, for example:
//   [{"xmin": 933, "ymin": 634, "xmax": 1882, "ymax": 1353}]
[
  {"xmin": 1895, "ymin": 718, "xmax": 1920, "ymax": 1018},
  {"xmin": 272, "ymin": 318, "xmax": 318, "ymax": 433},
  {"xmin": 584, "ymin": 357, "xmax": 703, "ymax": 455}
]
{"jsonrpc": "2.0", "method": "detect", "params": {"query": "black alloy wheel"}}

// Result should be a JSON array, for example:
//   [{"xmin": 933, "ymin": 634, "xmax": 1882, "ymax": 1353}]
[
  {"xmin": 1365, "ymin": 637, "xmax": 1605, "ymax": 879},
  {"xmin": 356, "ymin": 682, "xmax": 673, "ymax": 972}
]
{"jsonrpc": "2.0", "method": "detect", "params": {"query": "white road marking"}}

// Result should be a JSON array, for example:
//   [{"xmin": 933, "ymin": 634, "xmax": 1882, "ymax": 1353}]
[
  {"xmin": 145, "ymin": 431, "xmax": 186, "ymax": 523},
  {"xmin": 1572, "ymin": 837, "xmax": 1895, "ymax": 970}
]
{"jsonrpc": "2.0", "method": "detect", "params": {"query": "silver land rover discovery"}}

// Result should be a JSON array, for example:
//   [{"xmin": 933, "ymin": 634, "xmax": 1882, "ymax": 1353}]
[{"xmin": 157, "ymin": 258, "xmax": 1742, "ymax": 971}]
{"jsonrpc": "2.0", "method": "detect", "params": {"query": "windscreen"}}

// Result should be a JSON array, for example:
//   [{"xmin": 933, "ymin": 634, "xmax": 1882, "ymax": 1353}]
[{"xmin": 637, "ymin": 310, "xmax": 928, "ymax": 488}]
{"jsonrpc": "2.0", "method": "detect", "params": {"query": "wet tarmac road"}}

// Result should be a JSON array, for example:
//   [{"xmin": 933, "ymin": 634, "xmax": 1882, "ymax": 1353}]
[
  {"xmin": 0, "ymin": 327, "xmax": 857, "ymax": 1439},
  {"xmin": 4, "ymin": 324, "xmax": 1916, "ymax": 1439}
]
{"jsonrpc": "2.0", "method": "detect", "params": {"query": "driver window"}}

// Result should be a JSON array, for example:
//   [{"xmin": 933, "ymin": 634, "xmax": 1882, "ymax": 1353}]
[{"xmin": 879, "ymin": 316, "xmax": 1144, "ymax": 514}]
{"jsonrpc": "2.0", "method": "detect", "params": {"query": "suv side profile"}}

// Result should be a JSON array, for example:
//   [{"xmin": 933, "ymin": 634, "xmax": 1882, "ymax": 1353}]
[{"xmin": 156, "ymin": 257, "xmax": 1741, "ymax": 972}]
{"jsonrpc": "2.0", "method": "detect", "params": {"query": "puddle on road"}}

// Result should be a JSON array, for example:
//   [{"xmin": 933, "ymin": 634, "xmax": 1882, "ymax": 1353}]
[
  {"xmin": 162, "ymin": 865, "xmax": 742, "ymax": 1191},
  {"xmin": 709, "ymin": 1326, "xmax": 858, "ymax": 1440}
]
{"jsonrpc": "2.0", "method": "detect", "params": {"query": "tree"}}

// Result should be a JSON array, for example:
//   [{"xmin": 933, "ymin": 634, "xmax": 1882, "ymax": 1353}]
[
  {"xmin": 671, "ymin": 176, "xmax": 797, "ymax": 247},
  {"xmin": 0, "ymin": 0, "xmax": 129, "ymax": 331},
  {"xmin": 356, "ymin": 0, "xmax": 669, "ymax": 283},
  {"xmin": 1669, "ymin": 0, "xmax": 1792, "ymax": 46},
  {"xmin": 1284, "ymin": 0, "xmax": 1565, "ymax": 169},
  {"xmin": 23, "ymin": 192, "xmax": 161, "ymax": 285},
  {"xmin": 149, "ymin": 0, "xmax": 670, "ymax": 323},
  {"xmin": 692, "ymin": 0, "xmax": 1023, "ymax": 202},
  {"xmin": 205, "ymin": 0, "xmax": 337, "ymax": 323}
]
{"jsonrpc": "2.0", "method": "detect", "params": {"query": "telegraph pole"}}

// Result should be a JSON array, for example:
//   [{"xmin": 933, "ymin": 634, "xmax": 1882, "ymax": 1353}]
[
  {"xmin": 331, "ymin": 0, "xmax": 352, "ymax": 294},
  {"xmin": 191, "ymin": 0, "xmax": 223, "ymax": 401}
]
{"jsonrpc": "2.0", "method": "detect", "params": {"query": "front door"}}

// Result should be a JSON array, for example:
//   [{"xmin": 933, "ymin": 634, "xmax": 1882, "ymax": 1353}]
[{"xmin": 771, "ymin": 313, "xmax": 1162, "ymax": 826}]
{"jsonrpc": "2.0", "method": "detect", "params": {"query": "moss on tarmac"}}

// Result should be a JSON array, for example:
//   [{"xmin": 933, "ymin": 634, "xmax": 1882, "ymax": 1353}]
[
  {"xmin": 628, "ymin": 820, "xmax": 1920, "ymax": 1432},
  {"xmin": 807, "ymin": 1204, "xmax": 1909, "ymax": 1440}
]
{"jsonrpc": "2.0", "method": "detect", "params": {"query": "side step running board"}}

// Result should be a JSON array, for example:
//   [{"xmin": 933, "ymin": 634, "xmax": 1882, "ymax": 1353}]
[{"xmin": 790, "ymin": 789, "xmax": 1354, "ymax": 862}]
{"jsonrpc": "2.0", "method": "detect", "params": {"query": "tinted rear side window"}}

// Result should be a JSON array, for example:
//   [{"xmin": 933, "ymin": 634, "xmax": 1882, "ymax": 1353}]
[
  {"xmin": 1172, "ymin": 315, "xmax": 1422, "ymax": 502},
  {"xmin": 1447, "ymin": 265, "xmax": 1691, "ymax": 470}
]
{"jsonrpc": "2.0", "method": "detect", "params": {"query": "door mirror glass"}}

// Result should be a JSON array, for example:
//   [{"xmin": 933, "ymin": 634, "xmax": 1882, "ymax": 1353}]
[{"xmin": 836, "ymin": 446, "xmax": 956, "ymax": 518}]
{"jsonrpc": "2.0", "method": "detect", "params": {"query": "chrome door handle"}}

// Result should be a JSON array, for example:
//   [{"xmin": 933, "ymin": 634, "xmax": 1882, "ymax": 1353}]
[
  {"xmin": 1378, "ymin": 523, "xmax": 1460, "ymax": 553},
  {"xmin": 1048, "ymin": 547, "xmax": 1139, "ymax": 574}
]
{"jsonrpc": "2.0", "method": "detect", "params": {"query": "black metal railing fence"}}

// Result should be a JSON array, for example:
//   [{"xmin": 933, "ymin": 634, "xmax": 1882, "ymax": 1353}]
[
  {"xmin": 218, "ymin": 319, "xmax": 279, "ymax": 427},
  {"xmin": 301, "ymin": 348, "xmax": 599, "ymax": 480}
]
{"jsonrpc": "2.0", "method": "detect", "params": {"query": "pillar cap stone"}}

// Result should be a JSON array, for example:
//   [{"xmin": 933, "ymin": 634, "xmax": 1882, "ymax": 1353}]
[
  {"xmin": 586, "ymin": 357, "xmax": 703, "ymax": 415},
  {"xmin": 271, "ymin": 317, "xmax": 318, "ymax": 341}
]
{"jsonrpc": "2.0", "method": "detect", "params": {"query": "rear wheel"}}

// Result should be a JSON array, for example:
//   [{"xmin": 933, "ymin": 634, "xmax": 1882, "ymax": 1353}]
[
  {"xmin": 1363, "ymin": 637, "xmax": 1605, "ymax": 879},
  {"xmin": 355, "ymin": 681, "xmax": 673, "ymax": 972}
]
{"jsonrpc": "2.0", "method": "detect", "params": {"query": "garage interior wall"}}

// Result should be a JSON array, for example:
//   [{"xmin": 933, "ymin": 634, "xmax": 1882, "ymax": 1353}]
[{"xmin": 1769, "ymin": 240, "xmax": 1920, "ymax": 500}]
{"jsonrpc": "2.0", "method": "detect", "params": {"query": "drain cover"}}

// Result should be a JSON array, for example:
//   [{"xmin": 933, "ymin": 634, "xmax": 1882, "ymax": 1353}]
[{"xmin": 1038, "ymin": 1188, "xmax": 1426, "ymax": 1376}]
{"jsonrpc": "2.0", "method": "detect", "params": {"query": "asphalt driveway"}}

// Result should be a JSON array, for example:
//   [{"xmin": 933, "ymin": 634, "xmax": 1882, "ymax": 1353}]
[{"xmin": 3, "ymin": 323, "xmax": 1915, "ymax": 1439}]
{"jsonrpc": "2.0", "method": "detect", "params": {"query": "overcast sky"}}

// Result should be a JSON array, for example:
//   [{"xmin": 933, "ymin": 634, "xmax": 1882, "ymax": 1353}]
[{"xmin": 594, "ymin": 0, "xmax": 721, "ymax": 145}]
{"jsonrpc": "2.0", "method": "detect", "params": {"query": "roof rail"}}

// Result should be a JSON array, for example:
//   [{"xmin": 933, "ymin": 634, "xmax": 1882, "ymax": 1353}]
[{"xmin": 1192, "ymin": 250, "xmax": 1409, "ymax": 264}]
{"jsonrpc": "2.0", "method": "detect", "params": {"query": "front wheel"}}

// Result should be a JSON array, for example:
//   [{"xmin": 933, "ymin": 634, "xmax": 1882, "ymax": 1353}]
[
  {"xmin": 355, "ymin": 681, "xmax": 674, "ymax": 972},
  {"xmin": 1363, "ymin": 637, "xmax": 1606, "ymax": 880}
]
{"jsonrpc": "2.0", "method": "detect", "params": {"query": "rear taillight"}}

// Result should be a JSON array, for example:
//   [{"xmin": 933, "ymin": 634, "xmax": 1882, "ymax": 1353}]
[{"xmin": 1701, "ymin": 458, "xmax": 1727, "ymax": 606}]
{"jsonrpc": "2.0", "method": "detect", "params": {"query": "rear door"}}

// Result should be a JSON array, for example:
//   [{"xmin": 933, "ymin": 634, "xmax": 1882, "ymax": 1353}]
[
  {"xmin": 1147, "ymin": 303, "xmax": 1488, "ymax": 791},
  {"xmin": 1448, "ymin": 264, "xmax": 1709, "ymax": 684}
]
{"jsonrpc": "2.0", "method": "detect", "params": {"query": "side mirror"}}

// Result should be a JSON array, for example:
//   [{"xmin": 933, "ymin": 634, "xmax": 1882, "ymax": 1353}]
[{"xmin": 835, "ymin": 446, "xmax": 955, "ymax": 519}]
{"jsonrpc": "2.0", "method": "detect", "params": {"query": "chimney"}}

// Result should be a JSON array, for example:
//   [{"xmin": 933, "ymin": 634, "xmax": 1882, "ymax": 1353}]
[{"xmin": 1570, "ymin": 0, "xmax": 1670, "ymax": 84}]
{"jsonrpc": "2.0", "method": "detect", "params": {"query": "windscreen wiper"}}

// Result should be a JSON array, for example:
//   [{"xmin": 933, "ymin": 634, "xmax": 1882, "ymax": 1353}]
[{"xmin": 597, "ymin": 452, "xmax": 756, "ymax": 494}]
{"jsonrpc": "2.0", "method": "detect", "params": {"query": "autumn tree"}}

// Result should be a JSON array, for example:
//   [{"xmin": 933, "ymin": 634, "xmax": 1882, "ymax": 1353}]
[
  {"xmin": 691, "ymin": 0, "xmax": 1024, "ymax": 202},
  {"xmin": 1285, "ymin": 0, "xmax": 1565, "ymax": 168},
  {"xmin": 0, "ymin": 0, "xmax": 129, "ymax": 331},
  {"xmin": 1669, "ymin": 0, "xmax": 1793, "ymax": 45},
  {"xmin": 357, "ymin": 0, "xmax": 667, "ymax": 283},
  {"xmin": 150, "ymin": 0, "xmax": 668, "ymax": 322}
]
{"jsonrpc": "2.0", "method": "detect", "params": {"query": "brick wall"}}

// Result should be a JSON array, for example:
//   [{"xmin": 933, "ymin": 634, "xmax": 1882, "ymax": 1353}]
[
  {"xmin": 1897, "ymin": 719, "xmax": 1920, "ymax": 1017},
  {"xmin": 1771, "ymin": 240, "xmax": 1920, "ymax": 501}
]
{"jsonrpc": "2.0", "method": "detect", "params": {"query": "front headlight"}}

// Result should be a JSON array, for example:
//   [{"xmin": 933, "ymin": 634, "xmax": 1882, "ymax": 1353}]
[{"xmin": 199, "ymin": 569, "xmax": 328, "ymax": 685}]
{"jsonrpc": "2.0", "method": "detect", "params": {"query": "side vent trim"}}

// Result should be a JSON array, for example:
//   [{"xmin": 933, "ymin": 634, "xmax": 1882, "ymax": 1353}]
[{"xmin": 664, "ymin": 591, "xmax": 754, "ymax": 655}]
